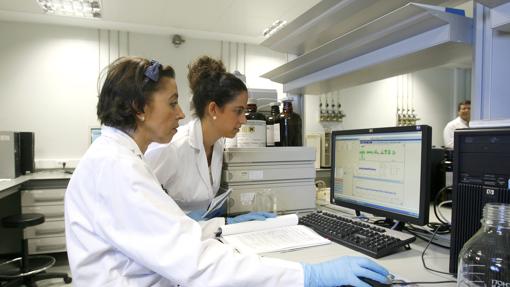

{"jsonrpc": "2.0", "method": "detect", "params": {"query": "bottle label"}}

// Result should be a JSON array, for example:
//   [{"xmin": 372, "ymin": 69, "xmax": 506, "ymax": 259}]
[
  {"xmin": 274, "ymin": 123, "xmax": 280, "ymax": 142},
  {"xmin": 237, "ymin": 120, "xmax": 266, "ymax": 147},
  {"xmin": 491, "ymin": 279, "xmax": 510, "ymax": 287},
  {"xmin": 266, "ymin": 125, "xmax": 274, "ymax": 146}
]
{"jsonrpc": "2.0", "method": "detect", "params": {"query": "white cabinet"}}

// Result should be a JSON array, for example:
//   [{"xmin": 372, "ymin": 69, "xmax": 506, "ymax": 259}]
[{"xmin": 21, "ymin": 188, "xmax": 66, "ymax": 254}]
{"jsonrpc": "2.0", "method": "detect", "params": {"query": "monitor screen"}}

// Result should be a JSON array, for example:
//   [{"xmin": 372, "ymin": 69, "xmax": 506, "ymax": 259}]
[
  {"xmin": 90, "ymin": 127, "xmax": 101, "ymax": 144},
  {"xmin": 330, "ymin": 125, "xmax": 431, "ymax": 225}
]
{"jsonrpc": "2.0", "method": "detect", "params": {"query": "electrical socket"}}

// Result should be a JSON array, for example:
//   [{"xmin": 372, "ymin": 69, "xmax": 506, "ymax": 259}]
[{"xmin": 35, "ymin": 159, "xmax": 80, "ymax": 170}]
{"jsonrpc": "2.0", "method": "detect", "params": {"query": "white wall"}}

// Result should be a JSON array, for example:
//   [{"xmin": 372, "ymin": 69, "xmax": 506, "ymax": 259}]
[
  {"xmin": 0, "ymin": 21, "xmax": 286, "ymax": 168},
  {"xmin": 304, "ymin": 67, "xmax": 464, "ymax": 148},
  {"xmin": 0, "ymin": 20, "xmax": 469, "ymax": 168},
  {"xmin": 0, "ymin": 22, "xmax": 99, "ymax": 168}
]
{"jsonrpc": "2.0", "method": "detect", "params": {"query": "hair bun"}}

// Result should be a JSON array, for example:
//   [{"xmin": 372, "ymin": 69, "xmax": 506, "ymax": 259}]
[{"xmin": 188, "ymin": 56, "xmax": 226, "ymax": 94}]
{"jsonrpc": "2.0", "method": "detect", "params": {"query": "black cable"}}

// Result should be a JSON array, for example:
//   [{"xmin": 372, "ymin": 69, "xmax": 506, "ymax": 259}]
[
  {"xmin": 393, "ymin": 280, "xmax": 457, "ymax": 285},
  {"xmin": 389, "ymin": 226, "xmax": 456, "ymax": 285},
  {"xmin": 426, "ymin": 222, "xmax": 450, "ymax": 234},
  {"xmin": 421, "ymin": 225, "xmax": 455, "ymax": 275},
  {"xmin": 405, "ymin": 227, "xmax": 450, "ymax": 249},
  {"xmin": 408, "ymin": 223, "xmax": 450, "ymax": 235},
  {"xmin": 406, "ymin": 222, "xmax": 450, "ymax": 237},
  {"xmin": 433, "ymin": 185, "xmax": 452, "ymax": 226}
]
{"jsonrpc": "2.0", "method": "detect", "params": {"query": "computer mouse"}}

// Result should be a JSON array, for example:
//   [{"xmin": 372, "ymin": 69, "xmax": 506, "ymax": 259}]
[
  {"xmin": 358, "ymin": 277, "xmax": 392, "ymax": 287},
  {"xmin": 342, "ymin": 277, "xmax": 392, "ymax": 287}
]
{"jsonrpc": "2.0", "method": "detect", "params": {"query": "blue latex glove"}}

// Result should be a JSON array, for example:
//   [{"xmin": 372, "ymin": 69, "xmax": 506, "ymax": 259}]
[
  {"xmin": 186, "ymin": 210, "xmax": 206, "ymax": 221},
  {"xmin": 226, "ymin": 211, "xmax": 276, "ymax": 224},
  {"xmin": 302, "ymin": 256, "xmax": 390, "ymax": 287}
]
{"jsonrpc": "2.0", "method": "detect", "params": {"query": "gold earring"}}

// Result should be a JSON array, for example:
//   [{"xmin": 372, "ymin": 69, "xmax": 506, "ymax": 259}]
[
  {"xmin": 139, "ymin": 115, "xmax": 145, "ymax": 122},
  {"xmin": 213, "ymin": 116, "xmax": 217, "ymax": 120}
]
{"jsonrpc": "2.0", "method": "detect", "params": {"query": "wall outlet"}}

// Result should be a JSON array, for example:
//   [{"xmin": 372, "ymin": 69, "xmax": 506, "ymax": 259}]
[{"xmin": 35, "ymin": 159, "xmax": 80, "ymax": 170}]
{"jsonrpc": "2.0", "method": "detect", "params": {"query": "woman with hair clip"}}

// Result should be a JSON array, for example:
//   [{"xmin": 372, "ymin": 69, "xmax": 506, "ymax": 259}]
[
  {"xmin": 64, "ymin": 56, "xmax": 391, "ymax": 286},
  {"xmin": 145, "ymin": 56, "xmax": 274, "ymax": 233}
]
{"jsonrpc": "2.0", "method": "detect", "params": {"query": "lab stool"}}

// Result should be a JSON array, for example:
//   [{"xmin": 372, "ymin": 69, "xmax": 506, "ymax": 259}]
[{"xmin": 0, "ymin": 213, "xmax": 71, "ymax": 287}]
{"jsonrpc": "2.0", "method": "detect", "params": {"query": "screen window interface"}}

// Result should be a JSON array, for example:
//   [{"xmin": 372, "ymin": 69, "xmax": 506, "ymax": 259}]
[{"xmin": 332, "ymin": 131, "xmax": 422, "ymax": 218}]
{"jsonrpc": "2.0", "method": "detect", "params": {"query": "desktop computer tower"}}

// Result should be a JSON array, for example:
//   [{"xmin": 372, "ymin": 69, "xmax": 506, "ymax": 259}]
[
  {"xmin": 449, "ymin": 127, "xmax": 510, "ymax": 274},
  {"xmin": 0, "ymin": 131, "xmax": 21, "ymax": 179},
  {"xmin": 19, "ymin": 132, "xmax": 35, "ymax": 175}
]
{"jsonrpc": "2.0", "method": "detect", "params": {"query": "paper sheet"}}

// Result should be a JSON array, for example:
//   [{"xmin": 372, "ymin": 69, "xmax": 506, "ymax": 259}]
[
  {"xmin": 219, "ymin": 214, "xmax": 330, "ymax": 254},
  {"xmin": 220, "ymin": 214, "xmax": 298, "ymax": 236},
  {"xmin": 221, "ymin": 224, "xmax": 330, "ymax": 254}
]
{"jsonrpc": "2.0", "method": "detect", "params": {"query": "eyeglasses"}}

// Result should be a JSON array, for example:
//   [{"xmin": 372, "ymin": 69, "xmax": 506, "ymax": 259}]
[{"xmin": 143, "ymin": 60, "xmax": 161, "ymax": 86}]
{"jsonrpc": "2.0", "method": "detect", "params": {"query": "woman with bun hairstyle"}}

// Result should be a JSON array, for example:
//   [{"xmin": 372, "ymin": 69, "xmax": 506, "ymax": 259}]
[
  {"xmin": 145, "ymin": 56, "xmax": 274, "ymax": 233},
  {"xmin": 66, "ymin": 56, "xmax": 391, "ymax": 286}
]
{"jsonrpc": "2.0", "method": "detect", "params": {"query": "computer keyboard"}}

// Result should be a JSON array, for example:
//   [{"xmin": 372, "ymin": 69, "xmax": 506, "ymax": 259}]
[{"xmin": 299, "ymin": 211, "xmax": 415, "ymax": 258}]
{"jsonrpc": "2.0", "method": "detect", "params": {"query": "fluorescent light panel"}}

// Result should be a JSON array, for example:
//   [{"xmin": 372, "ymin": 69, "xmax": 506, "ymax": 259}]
[
  {"xmin": 263, "ymin": 20, "xmax": 287, "ymax": 38},
  {"xmin": 36, "ymin": 0, "xmax": 102, "ymax": 18}
]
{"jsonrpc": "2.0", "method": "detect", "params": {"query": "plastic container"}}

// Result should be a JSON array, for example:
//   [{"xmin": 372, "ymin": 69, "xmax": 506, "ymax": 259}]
[{"xmin": 457, "ymin": 203, "xmax": 510, "ymax": 286}]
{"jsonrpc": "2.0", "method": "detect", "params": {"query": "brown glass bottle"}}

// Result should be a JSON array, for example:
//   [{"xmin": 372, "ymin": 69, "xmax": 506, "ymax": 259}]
[
  {"xmin": 245, "ymin": 100, "xmax": 266, "ymax": 121},
  {"xmin": 266, "ymin": 102, "xmax": 280, "ymax": 147},
  {"xmin": 276, "ymin": 100, "xmax": 302, "ymax": 146},
  {"xmin": 237, "ymin": 99, "xmax": 267, "ymax": 147}
]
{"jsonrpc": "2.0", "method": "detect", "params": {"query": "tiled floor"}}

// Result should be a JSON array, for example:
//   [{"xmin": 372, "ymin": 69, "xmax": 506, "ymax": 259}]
[{"xmin": 1, "ymin": 253, "xmax": 73, "ymax": 287}]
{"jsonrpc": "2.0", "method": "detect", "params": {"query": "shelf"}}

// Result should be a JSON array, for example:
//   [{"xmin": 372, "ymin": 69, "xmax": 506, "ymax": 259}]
[
  {"xmin": 490, "ymin": 1, "xmax": 510, "ymax": 32},
  {"xmin": 260, "ymin": 0, "xmax": 469, "ymax": 56},
  {"xmin": 476, "ymin": 0, "xmax": 509, "ymax": 8},
  {"xmin": 261, "ymin": 3, "xmax": 473, "ymax": 94}
]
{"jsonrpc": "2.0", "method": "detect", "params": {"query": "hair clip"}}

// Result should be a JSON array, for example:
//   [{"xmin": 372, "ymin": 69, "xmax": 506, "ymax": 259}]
[{"xmin": 144, "ymin": 60, "xmax": 161, "ymax": 82}]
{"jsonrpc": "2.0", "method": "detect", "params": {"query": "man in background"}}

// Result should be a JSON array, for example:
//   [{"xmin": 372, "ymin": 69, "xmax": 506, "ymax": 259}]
[{"xmin": 443, "ymin": 100, "xmax": 471, "ymax": 149}]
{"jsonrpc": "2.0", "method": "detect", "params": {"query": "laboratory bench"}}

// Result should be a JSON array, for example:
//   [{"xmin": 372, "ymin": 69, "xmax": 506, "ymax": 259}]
[
  {"xmin": 268, "ymin": 234, "xmax": 455, "ymax": 286},
  {"xmin": 267, "ymin": 203, "xmax": 457, "ymax": 286},
  {"xmin": 1, "ymin": 171, "xmax": 457, "ymax": 285},
  {"xmin": 0, "ymin": 170, "xmax": 71, "ymax": 256}
]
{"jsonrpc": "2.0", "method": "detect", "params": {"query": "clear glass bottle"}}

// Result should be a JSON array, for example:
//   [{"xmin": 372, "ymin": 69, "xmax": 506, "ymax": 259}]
[
  {"xmin": 276, "ymin": 99, "xmax": 302, "ymax": 146},
  {"xmin": 237, "ymin": 98, "xmax": 266, "ymax": 147},
  {"xmin": 457, "ymin": 203, "xmax": 510, "ymax": 286},
  {"xmin": 266, "ymin": 102, "xmax": 280, "ymax": 147},
  {"xmin": 252, "ymin": 188, "xmax": 277, "ymax": 214}
]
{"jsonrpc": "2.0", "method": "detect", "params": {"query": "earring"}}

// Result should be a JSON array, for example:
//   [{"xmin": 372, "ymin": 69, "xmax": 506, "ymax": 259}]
[
  {"xmin": 213, "ymin": 116, "xmax": 217, "ymax": 120},
  {"xmin": 139, "ymin": 115, "xmax": 145, "ymax": 122}
]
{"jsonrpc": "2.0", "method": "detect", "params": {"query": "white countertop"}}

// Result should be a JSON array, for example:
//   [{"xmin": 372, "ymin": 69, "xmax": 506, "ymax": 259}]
[
  {"xmin": 0, "ymin": 170, "xmax": 72, "ymax": 197},
  {"xmin": 266, "ymin": 202, "xmax": 456, "ymax": 286}
]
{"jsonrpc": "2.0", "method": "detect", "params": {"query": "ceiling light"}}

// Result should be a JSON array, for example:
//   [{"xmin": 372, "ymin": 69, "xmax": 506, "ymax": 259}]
[
  {"xmin": 263, "ymin": 20, "xmax": 287, "ymax": 38},
  {"xmin": 36, "ymin": 0, "xmax": 102, "ymax": 18}
]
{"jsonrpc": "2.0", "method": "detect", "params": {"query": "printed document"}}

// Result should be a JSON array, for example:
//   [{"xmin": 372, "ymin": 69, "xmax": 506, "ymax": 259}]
[{"xmin": 219, "ymin": 214, "xmax": 330, "ymax": 254}]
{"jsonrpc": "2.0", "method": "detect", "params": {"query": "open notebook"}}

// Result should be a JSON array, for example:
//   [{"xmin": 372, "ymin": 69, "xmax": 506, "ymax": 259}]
[{"xmin": 219, "ymin": 214, "xmax": 330, "ymax": 254}]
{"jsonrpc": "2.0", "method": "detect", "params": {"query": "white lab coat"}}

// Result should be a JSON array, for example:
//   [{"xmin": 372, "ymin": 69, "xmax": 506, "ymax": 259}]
[
  {"xmin": 443, "ymin": 116, "xmax": 469, "ymax": 149},
  {"xmin": 146, "ymin": 118, "xmax": 224, "ymax": 213},
  {"xmin": 64, "ymin": 126, "xmax": 303, "ymax": 287}
]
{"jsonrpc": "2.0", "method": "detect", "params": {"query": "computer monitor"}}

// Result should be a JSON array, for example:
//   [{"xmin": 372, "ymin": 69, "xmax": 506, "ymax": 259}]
[
  {"xmin": 90, "ymin": 127, "xmax": 101, "ymax": 144},
  {"xmin": 330, "ymin": 125, "xmax": 432, "ymax": 226}
]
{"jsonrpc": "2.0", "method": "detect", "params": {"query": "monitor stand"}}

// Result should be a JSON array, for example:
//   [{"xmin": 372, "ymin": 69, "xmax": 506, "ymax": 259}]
[
  {"xmin": 355, "ymin": 210, "xmax": 405, "ymax": 231},
  {"xmin": 383, "ymin": 218, "xmax": 405, "ymax": 231}
]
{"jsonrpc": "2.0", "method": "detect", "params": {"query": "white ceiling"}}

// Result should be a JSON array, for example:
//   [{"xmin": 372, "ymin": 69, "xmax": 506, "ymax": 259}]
[{"xmin": 0, "ymin": 0, "xmax": 321, "ymax": 43}]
